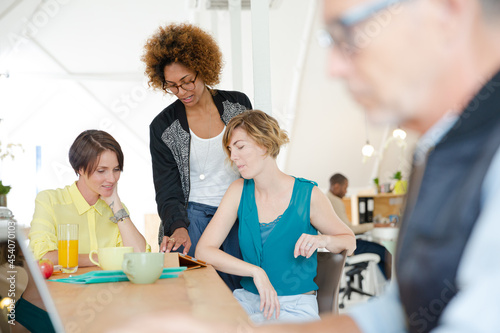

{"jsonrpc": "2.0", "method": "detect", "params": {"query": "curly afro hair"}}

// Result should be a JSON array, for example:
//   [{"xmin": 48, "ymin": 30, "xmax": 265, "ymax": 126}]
[{"xmin": 142, "ymin": 23, "xmax": 223, "ymax": 92}]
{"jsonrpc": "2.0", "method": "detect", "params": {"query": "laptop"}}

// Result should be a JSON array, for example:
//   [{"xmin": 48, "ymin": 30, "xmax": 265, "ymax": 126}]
[{"xmin": 0, "ymin": 217, "xmax": 65, "ymax": 333}]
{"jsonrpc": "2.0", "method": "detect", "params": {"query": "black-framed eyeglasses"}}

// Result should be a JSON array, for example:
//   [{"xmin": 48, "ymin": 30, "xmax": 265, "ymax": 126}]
[
  {"xmin": 163, "ymin": 72, "xmax": 198, "ymax": 94},
  {"xmin": 318, "ymin": 0, "xmax": 412, "ymax": 54}
]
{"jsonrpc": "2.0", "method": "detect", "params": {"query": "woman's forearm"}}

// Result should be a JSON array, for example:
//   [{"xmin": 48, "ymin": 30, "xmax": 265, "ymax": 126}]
[
  {"xmin": 324, "ymin": 234, "xmax": 356, "ymax": 256},
  {"xmin": 196, "ymin": 245, "xmax": 261, "ymax": 279},
  {"xmin": 108, "ymin": 200, "xmax": 147, "ymax": 252},
  {"xmin": 117, "ymin": 218, "xmax": 147, "ymax": 252}
]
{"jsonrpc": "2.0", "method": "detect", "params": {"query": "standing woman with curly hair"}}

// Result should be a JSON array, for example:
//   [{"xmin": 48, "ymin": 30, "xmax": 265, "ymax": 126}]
[{"xmin": 142, "ymin": 23, "xmax": 252, "ymax": 291}]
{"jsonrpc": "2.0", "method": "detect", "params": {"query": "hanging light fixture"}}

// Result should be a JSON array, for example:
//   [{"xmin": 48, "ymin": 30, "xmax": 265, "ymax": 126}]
[
  {"xmin": 392, "ymin": 127, "xmax": 407, "ymax": 140},
  {"xmin": 362, "ymin": 141, "xmax": 375, "ymax": 157}
]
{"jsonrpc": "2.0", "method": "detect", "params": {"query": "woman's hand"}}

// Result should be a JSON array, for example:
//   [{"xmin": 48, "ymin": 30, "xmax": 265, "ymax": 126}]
[
  {"xmin": 294, "ymin": 233, "xmax": 327, "ymax": 259},
  {"xmin": 252, "ymin": 267, "xmax": 280, "ymax": 320},
  {"xmin": 160, "ymin": 228, "xmax": 191, "ymax": 254},
  {"xmin": 100, "ymin": 183, "xmax": 120, "ymax": 210}
]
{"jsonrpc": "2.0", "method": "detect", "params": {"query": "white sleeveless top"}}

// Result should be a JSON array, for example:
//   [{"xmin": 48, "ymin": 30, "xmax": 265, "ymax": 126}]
[{"xmin": 189, "ymin": 127, "xmax": 240, "ymax": 207}]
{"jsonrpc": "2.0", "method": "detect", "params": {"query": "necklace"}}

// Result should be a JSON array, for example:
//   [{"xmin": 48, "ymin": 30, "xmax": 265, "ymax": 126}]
[{"xmin": 192, "ymin": 110, "xmax": 211, "ymax": 181}]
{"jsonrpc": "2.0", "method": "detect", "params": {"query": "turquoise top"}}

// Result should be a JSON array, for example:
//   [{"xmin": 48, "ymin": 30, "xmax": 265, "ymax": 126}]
[{"xmin": 238, "ymin": 177, "xmax": 318, "ymax": 296}]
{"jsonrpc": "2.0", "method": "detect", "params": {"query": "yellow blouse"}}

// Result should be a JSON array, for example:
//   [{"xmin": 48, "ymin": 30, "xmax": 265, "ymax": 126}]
[{"xmin": 29, "ymin": 182, "xmax": 136, "ymax": 260}]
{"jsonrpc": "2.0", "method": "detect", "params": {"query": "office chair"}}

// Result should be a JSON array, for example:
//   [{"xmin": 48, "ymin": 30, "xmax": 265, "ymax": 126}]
[
  {"xmin": 314, "ymin": 250, "xmax": 347, "ymax": 314},
  {"xmin": 339, "ymin": 253, "xmax": 382, "ymax": 309}
]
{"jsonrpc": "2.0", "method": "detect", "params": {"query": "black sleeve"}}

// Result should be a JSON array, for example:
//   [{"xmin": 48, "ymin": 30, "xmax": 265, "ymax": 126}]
[
  {"xmin": 149, "ymin": 119, "xmax": 189, "ymax": 237},
  {"xmin": 229, "ymin": 90, "xmax": 253, "ymax": 110},
  {"xmin": 242, "ymin": 92, "xmax": 253, "ymax": 110}
]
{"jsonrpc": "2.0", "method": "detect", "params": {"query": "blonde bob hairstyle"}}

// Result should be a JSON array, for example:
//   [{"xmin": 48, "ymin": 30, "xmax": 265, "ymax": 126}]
[{"xmin": 223, "ymin": 110, "xmax": 290, "ymax": 161}]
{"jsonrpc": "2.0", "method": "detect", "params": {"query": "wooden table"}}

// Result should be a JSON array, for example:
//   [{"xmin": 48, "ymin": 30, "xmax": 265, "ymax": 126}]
[{"xmin": 46, "ymin": 255, "xmax": 250, "ymax": 332}]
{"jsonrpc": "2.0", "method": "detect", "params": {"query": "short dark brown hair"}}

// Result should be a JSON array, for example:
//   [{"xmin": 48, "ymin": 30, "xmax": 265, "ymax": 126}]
[
  {"xmin": 223, "ymin": 110, "xmax": 289, "ymax": 160},
  {"xmin": 69, "ymin": 130, "xmax": 124, "ymax": 176},
  {"xmin": 330, "ymin": 173, "xmax": 348, "ymax": 186},
  {"xmin": 141, "ymin": 23, "xmax": 223, "ymax": 92}
]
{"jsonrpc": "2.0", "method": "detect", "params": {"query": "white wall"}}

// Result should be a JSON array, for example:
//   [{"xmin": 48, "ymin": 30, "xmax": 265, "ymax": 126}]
[
  {"xmin": 0, "ymin": 0, "xmax": 189, "ymax": 229},
  {"xmin": 0, "ymin": 0, "xmax": 418, "ymax": 231}
]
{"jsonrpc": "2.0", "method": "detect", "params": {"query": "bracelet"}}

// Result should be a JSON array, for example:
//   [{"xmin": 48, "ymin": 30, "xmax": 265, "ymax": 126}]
[{"xmin": 109, "ymin": 208, "xmax": 129, "ymax": 224}]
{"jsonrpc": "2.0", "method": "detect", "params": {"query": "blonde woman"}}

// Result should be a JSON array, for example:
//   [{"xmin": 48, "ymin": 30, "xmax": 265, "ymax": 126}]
[{"xmin": 196, "ymin": 110, "xmax": 355, "ymax": 323}]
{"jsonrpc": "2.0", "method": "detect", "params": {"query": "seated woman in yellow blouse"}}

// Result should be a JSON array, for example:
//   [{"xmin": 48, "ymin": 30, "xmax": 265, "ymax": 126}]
[
  {"xmin": 29, "ymin": 129, "xmax": 148, "ymax": 264},
  {"xmin": 16, "ymin": 130, "xmax": 148, "ymax": 332}
]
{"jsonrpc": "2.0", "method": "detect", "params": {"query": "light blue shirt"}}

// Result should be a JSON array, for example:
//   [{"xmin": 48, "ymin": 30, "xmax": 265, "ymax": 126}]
[{"xmin": 349, "ymin": 114, "xmax": 500, "ymax": 332}]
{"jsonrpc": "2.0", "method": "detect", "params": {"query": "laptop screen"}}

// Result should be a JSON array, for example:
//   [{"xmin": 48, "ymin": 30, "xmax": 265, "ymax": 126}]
[{"xmin": 0, "ymin": 220, "xmax": 64, "ymax": 332}]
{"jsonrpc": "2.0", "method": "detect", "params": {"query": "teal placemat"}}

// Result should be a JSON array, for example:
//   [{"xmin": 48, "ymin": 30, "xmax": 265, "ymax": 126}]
[{"xmin": 50, "ymin": 267, "xmax": 187, "ymax": 284}]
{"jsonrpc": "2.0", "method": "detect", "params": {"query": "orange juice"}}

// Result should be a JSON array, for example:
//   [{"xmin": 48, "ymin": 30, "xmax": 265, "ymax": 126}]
[{"xmin": 58, "ymin": 239, "xmax": 78, "ymax": 268}]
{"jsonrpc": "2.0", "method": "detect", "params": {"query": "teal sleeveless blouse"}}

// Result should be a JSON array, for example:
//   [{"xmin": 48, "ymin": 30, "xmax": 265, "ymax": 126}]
[{"xmin": 238, "ymin": 177, "xmax": 319, "ymax": 296}]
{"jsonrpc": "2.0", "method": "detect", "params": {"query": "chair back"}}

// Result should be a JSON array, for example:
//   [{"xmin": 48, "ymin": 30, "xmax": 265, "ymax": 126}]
[{"xmin": 314, "ymin": 250, "xmax": 347, "ymax": 314}]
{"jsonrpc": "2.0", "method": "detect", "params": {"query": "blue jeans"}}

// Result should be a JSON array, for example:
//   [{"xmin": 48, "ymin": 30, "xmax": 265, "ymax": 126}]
[{"xmin": 177, "ymin": 201, "xmax": 242, "ymax": 291}]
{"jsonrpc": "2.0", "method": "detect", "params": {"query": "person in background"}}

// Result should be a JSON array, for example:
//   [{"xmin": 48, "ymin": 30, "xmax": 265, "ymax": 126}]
[
  {"xmin": 142, "ymin": 23, "xmax": 252, "ymax": 291},
  {"xmin": 24, "ymin": 130, "xmax": 148, "ymax": 333},
  {"xmin": 195, "ymin": 110, "xmax": 355, "ymax": 323},
  {"xmin": 327, "ymin": 173, "xmax": 391, "ymax": 278},
  {"xmin": 327, "ymin": 173, "xmax": 372, "ymax": 234}
]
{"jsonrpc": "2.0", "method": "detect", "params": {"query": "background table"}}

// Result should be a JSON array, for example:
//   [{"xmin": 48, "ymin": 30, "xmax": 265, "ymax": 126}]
[{"xmin": 46, "ymin": 255, "xmax": 250, "ymax": 332}]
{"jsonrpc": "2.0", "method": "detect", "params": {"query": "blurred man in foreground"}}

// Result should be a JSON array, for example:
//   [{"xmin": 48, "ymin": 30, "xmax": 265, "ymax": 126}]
[{"xmin": 259, "ymin": 0, "xmax": 500, "ymax": 331}]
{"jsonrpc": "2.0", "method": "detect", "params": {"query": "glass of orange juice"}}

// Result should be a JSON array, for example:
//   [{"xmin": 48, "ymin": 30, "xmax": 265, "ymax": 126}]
[{"xmin": 57, "ymin": 224, "xmax": 79, "ymax": 273}]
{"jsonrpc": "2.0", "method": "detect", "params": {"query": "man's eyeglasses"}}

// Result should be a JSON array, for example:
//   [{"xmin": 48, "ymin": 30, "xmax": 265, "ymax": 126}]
[
  {"xmin": 319, "ymin": 0, "xmax": 412, "ymax": 53},
  {"xmin": 163, "ymin": 72, "xmax": 198, "ymax": 94}
]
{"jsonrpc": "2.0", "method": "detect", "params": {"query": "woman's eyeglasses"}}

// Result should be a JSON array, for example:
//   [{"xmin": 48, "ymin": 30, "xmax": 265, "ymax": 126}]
[{"xmin": 163, "ymin": 72, "xmax": 198, "ymax": 94}]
